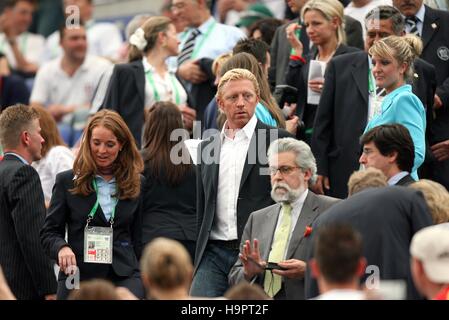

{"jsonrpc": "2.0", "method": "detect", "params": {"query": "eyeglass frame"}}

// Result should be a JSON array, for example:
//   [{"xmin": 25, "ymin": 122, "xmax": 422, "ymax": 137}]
[{"xmin": 268, "ymin": 165, "xmax": 302, "ymax": 176}]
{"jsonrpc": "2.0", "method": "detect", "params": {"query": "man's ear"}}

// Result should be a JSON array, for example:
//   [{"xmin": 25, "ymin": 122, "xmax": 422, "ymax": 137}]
[
  {"xmin": 217, "ymin": 96, "xmax": 224, "ymax": 112},
  {"xmin": 20, "ymin": 130, "xmax": 30, "ymax": 147},
  {"xmin": 387, "ymin": 150, "xmax": 398, "ymax": 164}
]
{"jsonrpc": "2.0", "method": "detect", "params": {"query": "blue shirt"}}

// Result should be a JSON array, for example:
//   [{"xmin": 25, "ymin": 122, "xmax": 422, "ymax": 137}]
[
  {"xmin": 364, "ymin": 85, "xmax": 426, "ymax": 180},
  {"xmin": 95, "ymin": 175, "xmax": 117, "ymax": 221},
  {"xmin": 3, "ymin": 152, "xmax": 29, "ymax": 164},
  {"xmin": 255, "ymin": 102, "xmax": 278, "ymax": 127}
]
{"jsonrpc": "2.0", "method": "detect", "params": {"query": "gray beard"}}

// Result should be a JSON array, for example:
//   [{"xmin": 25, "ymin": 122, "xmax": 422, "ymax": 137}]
[{"xmin": 271, "ymin": 182, "xmax": 305, "ymax": 204}]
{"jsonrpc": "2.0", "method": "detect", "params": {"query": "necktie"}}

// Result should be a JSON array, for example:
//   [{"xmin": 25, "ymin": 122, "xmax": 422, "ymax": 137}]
[
  {"xmin": 264, "ymin": 203, "xmax": 292, "ymax": 298},
  {"xmin": 405, "ymin": 16, "xmax": 420, "ymax": 36},
  {"xmin": 177, "ymin": 28, "xmax": 200, "ymax": 66}
]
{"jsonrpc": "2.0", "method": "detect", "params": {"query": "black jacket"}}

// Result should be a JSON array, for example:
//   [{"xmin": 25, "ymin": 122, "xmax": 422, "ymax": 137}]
[{"xmin": 0, "ymin": 154, "xmax": 56, "ymax": 299}]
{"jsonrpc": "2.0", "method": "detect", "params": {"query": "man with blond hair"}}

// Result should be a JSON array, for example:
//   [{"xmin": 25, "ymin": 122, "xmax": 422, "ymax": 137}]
[
  {"xmin": 0, "ymin": 104, "xmax": 56, "ymax": 299},
  {"xmin": 191, "ymin": 68, "xmax": 291, "ymax": 297}
]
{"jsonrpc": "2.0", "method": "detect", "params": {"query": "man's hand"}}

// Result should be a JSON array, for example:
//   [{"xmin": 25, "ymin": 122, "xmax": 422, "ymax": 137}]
[
  {"xmin": 179, "ymin": 104, "xmax": 197, "ymax": 131},
  {"xmin": 312, "ymin": 175, "xmax": 330, "ymax": 195},
  {"xmin": 434, "ymin": 94, "xmax": 443, "ymax": 109},
  {"xmin": 177, "ymin": 60, "xmax": 207, "ymax": 84},
  {"xmin": 239, "ymin": 239, "xmax": 266, "ymax": 280},
  {"xmin": 58, "ymin": 246, "xmax": 77, "ymax": 275},
  {"xmin": 273, "ymin": 259, "xmax": 306, "ymax": 279},
  {"xmin": 431, "ymin": 140, "xmax": 449, "ymax": 161},
  {"xmin": 47, "ymin": 104, "xmax": 74, "ymax": 122}
]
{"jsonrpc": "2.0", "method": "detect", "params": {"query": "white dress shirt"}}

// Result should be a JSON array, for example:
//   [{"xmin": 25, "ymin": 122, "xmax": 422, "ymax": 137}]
[{"xmin": 211, "ymin": 115, "xmax": 258, "ymax": 241}]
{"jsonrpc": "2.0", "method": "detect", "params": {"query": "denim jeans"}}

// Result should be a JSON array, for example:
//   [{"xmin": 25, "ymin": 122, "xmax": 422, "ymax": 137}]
[{"xmin": 189, "ymin": 243, "xmax": 239, "ymax": 297}]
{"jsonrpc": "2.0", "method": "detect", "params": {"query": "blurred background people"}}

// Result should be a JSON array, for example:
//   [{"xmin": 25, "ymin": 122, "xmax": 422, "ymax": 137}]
[{"xmin": 102, "ymin": 16, "xmax": 195, "ymax": 147}]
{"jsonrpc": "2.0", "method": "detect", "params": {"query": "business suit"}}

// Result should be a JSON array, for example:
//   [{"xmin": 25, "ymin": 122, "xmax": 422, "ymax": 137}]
[
  {"xmin": 40, "ymin": 170, "xmax": 143, "ymax": 299},
  {"xmin": 268, "ymin": 15, "xmax": 364, "ymax": 89},
  {"xmin": 304, "ymin": 187, "xmax": 433, "ymax": 300},
  {"xmin": 0, "ymin": 154, "xmax": 56, "ymax": 299},
  {"xmin": 191, "ymin": 120, "xmax": 291, "ymax": 296},
  {"xmin": 365, "ymin": 85, "xmax": 426, "ymax": 180},
  {"xmin": 418, "ymin": 5, "xmax": 449, "ymax": 189},
  {"xmin": 228, "ymin": 191, "xmax": 339, "ymax": 300},
  {"xmin": 285, "ymin": 44, "xmax": 360, "ymax": 143},
  {"xmin": 311, "ymin": 51, "xmax": 436, "ymax": 198}
]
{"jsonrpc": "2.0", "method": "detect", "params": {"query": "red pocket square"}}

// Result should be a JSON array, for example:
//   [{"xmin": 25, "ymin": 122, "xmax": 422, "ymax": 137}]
[{"xmin": 304, "ymin": 226, "xmax": 312, "ymax": 237}]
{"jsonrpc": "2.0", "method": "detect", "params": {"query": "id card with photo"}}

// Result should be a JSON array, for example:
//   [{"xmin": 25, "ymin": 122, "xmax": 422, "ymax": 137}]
[{"xmin": 84, "ymin": 226, "xmax": 113, "ymax": 264}]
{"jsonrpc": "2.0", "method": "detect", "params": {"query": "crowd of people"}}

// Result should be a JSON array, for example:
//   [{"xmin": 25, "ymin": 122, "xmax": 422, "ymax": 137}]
[{"xmin": 1, "ymin": 0, "xmax": 449, "ymax": 301}]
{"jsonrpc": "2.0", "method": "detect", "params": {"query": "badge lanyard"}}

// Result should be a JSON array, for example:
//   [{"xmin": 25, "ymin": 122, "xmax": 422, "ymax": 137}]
[
  {"xmin": 86, "ymin": 179, "xmax": 118, "ymax": 228},
  {"xmin": 145, "ymin": 70, "xmax": 181, "ymax": 105}
]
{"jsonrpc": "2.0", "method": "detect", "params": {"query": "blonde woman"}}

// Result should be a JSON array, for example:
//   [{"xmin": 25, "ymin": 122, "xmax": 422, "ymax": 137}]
[
  {"xmin": 285, "ymin": 0, "xmax": 360, "ymax": 143},
  {"xmin": 365, "ymin": 35, "xmax": 426, "ymax": 180}
]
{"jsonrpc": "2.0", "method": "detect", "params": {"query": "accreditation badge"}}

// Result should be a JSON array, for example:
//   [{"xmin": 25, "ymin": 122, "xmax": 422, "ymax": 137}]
[{"xmin": 84, "ymin": 226, "xmax": 113, "ymax": 264}]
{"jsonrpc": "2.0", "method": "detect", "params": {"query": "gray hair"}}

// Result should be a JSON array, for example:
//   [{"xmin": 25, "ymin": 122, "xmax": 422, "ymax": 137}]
[
  {"xmin": 267, "ymin": 138, "xmax": 317, "ymax": 184},
  {"xmin": 365, "ymin": 5, "xmax": 405, "ymax": 36}
]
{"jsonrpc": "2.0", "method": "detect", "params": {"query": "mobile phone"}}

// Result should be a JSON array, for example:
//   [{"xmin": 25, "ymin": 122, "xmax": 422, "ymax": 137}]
[{"xmin": 265, "ymin": 262, "xmax": 287, "ymax": 271}]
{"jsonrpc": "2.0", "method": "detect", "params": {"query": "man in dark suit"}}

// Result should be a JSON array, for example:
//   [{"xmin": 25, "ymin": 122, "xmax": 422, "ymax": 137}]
[
  {"xmin": 393, "ymin": 0, "xmax": 449, "ymax": 190},
  {"xmin": 0, "ymin": 104, "xmax": 56, "ymax": 300},
  {"xmin": 311, "ymin": 5, "xmax": 436, "ymax": 198},
  {"xmin": 269, "ymin": 0, "xmax": 364, "ymax": 90},
  {"xmin": 359, "ymin": 124, "xmax": 416, "ymax": 186},
  {"xmin": 190, "ymin": 68, "xmax": 291, "ymax": 297},
  {"xmin": 229, "ymin": 138, "xmax": 338, "ymax": 299},
  {"xmin": 304, "ymin": 186, "xmax": 433, "ymax": 300}
]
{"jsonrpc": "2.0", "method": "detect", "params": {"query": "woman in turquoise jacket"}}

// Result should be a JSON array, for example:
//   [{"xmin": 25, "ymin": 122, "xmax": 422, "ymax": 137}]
[{"xmin": 365, "ymin": 35, "xmax": 426, "ymax": 179}]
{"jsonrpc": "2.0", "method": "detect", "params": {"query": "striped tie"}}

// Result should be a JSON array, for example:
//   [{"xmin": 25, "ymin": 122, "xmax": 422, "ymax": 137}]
[
  {"xmin": 406, "ymin": 16, "xmax": 420, "ymax": 36},
  {"xmin": 178, "ymin": 28, "xmax": 200, "ymax": 66}
]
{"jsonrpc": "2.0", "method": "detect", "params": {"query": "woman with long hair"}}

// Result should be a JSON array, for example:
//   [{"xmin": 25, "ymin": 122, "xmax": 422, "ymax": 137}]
[
  {"xmin": 141, "ymin": 101, "xmax": 196, "ymax": 261},
  {"xmin": 365, "ymin": 35, "xmax": 426, "ymax": 180},
  {"xmin": 31, "ymin": 105, "xmax": 74, "ymax": 207},
  {"xmin": 41, "ymin": 110, "xmax": 145, "ymax": 299},
  {"xmin": 101, "ymin": 16, "xmax": 195, "ymax": 146},
  {"xmin": 285, "ymin": 0, "xmax": 359, "ymax": 143}
]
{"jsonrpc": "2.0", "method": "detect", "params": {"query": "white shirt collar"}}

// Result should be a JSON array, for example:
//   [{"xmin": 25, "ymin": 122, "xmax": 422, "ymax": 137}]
[
  {"xmin": 415, "ymin": 4, "xmax": 426, "ymax": 23},
  {"xmin": 388, "ymin": 171, "xmax": 410, "ymax": 185},
  {"xmin": 221, "ymin": 114, "xmax": 258, "ymax": 141},
  {"xmin": 3, "ymin": 152, "xmax": 29, "ymax": 165}
]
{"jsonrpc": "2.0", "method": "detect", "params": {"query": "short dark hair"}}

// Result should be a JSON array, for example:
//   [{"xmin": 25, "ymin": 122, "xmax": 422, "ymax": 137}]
[
  {"xmin": 360, "ymin": 124, "xmax": 415, "ymax": 172},
  {"xmin": 365, "ymin": 5, "xmax": 405, "ymax": 35},
  {"xmin": 314, "ymin": 224, "xmax": 363, "ymax": 283},
  {"xmin": 248, "ymin": 18, "xmax": 283, "ymax": 46},
  {"xmin": 59, "ymin": 22, "xmax": 86, "ymax": 41},
  {"xmin": 233, "ymin": 38, "xmax": 269, "ymax": 66}
]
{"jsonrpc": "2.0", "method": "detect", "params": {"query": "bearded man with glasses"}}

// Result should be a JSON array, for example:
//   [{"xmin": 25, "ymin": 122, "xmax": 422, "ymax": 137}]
[{"xmin": 229, "ymin": 137, "xmax": 339, "ymax": 300}]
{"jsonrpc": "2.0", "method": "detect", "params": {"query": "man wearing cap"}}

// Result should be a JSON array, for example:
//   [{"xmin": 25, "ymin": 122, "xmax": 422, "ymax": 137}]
[{"xmin": 410, "ymin": 223, "xmax": 449, "ymax": 300}]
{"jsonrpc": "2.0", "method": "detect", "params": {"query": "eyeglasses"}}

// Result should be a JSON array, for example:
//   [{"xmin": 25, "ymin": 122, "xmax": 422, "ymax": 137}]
[{"xmin": 268, "ymin": 165, "xmax": 301, "ymax": 176}]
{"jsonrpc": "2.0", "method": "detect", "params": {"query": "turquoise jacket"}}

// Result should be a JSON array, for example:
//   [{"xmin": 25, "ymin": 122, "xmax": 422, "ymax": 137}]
[
  {"xmin": 364, "ymin": 85, "xmax": 426, "ymax": 180},
  {"xmin": 255, "ymin": 102, "xmax": 278, "ymax": 127}
]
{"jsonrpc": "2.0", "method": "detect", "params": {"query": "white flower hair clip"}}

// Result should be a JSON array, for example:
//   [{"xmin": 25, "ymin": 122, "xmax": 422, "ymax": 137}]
[{"xmin": 129, "ymin": 28, "xmax": 147, "ymax": 50}]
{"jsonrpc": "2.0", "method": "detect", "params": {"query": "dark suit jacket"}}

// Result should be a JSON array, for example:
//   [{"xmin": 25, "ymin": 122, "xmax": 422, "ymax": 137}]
[
  {"xmin": 142, "ymin": 166, "xmax": 197, "ymax": 244},
  {"xmin": 41, "ymin": 170, "xmax": 143, "ymax": 282},
  {"xmin": 420, "ymin": 5, "xmax": 449, "ymax": 142},
  {"xmin": 228, "ymin": 191, "xmax": 339, "ymax": 300},
  {"xmin": 194, "ymin": 121, "xmax": 291, "ymax": 270},
  {"xmin": 311, "ymin": 51, "xmax": 436, "ymax": 198},
  {"xmin": 268, "ymin": 16, "xmax": 363, "ymax": 89},
  {"xmin": 0, "ymin": 154, "xmax": 56, "ymax": 299},
  {"xmin": 101, "ymin": 60, "xmax": 192, "ymax": 147},
  {"xmin": 304, "ymin": 187, "xmax": 433, "ymax": 300},
  {"xmin": 396, "ymin": 174, "xmax": 416, "ymax": 187}
]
